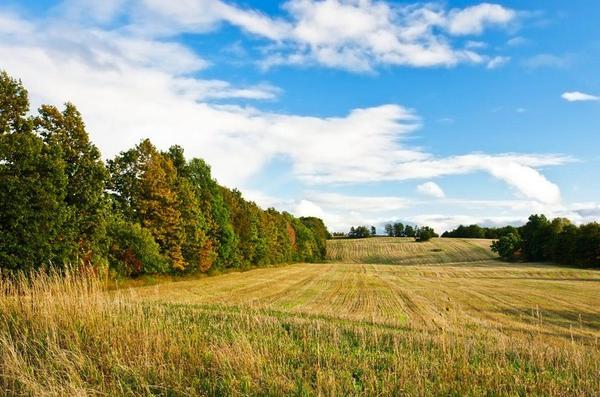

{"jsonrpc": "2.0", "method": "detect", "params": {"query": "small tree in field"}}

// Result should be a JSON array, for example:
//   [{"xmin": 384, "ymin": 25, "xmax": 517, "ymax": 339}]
[
  {"xmin": 404, "ymin": 225, "xmax": 416, "ymax": 238},
  {"xmin": 384, "ymin": 224, "xmax": 393, "ymax": 236},
  {"xmin": 370, "ymin": 226, "xmax": 376, "ymax": 236},
  {"xmin": 393, "ymin": 222, "xmax": 404, "ymax": 237},
  {"xmin": 416, "ymin": 226, "xmax": 437, "ymax": 242},
  {"xmin": 491, "ymin": 232, "xmax": 522, "ymax": 261}
]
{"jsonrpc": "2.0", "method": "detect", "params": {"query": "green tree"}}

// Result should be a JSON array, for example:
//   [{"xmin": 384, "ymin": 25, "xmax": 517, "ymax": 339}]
[
  {"xmin": 106, "ymin": 216, "xmax": 167, "ymax": 276},
  {"xmin": 108, "ymin": 140, "xmax": 186, "ymax": 271},
  {"xmin": 384, "ymin": 223, "xmax": 393, "ymax": 237},
  {"xmin": 35, "ymin": 103, "xmax": 109, "ymax": 264},
  {"xmin": 301, "ymin": 217, "xmax": 329, "ymax": 259},
  {"xmin": 519, "ymin": 214, "xmax": 551, "ymax": 261},
  {"xmin": 404, "ymin": 225, "xmax": 416, "ymax": 238},
  {"xmin": 491, "ymin": 232, "xmax": 522, "ymax": 261},
  {"xmin": 186, "ymin": 158, "xmax": 236, "ymax": 269},
  {"xmin": 416, "ymin": 226, "xmax": 438, "ymax": 242},
  {"xmin": 393, "ymin": 222, "xmax": 404, "ymax": 237},
  {"xmin": 0, "ymin": 71, "xmax": 70, "ymax": 270}
]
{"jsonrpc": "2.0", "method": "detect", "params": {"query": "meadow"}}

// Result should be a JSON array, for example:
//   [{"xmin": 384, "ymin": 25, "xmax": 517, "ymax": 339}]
[{"xmin": 1, "ymin": 238, "xmax": 599, "ymax": 396}]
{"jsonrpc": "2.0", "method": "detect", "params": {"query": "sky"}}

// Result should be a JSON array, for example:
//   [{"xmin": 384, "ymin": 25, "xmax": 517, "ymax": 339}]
[{"xmin": 1, "ymin": 0, "xmax": 599, "ymax": 233}]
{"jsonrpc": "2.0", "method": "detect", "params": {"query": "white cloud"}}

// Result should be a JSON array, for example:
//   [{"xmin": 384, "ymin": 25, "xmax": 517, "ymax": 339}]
[
  {"xmin": 446, "ymin": 3, "xmax": 516, "ymax": 35},
  {"xmin": 561, "ymin": 91, "xmax": 599, "ymax": 102},
  {"xmin": 486, "ymin": 55, "xmax": 509, "ymax": 69},
  {"xmin": 56, "ymin": 0, "xmax": 518, "ymax": 73},
  {"xmin": 0, "ymin": 8, "xmax": 567, "ymax": 208},
  {"xmin": 417, "ymin": 182, "xmax": 445, "ymax": 198},
  {"xmin": 294, "ymin": 199, "xmax": 327, "ymax": 218},
  {"xmin": 265, "ymin": 0, "xmax": 517, "ymax": 71}
]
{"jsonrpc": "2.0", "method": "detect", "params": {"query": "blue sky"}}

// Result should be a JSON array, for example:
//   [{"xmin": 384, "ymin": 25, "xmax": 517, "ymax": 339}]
[{"xmin": 1, "ymin": 0, "xmax": 599, "ymax": 232}]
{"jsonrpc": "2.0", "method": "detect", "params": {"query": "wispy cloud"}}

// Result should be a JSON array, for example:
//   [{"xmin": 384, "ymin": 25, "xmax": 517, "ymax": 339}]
[{"xmin": 524, "ymin": 53, "xmax": 571, "ymax": 69}]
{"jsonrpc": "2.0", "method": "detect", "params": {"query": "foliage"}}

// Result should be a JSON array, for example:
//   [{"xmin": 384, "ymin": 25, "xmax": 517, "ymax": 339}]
[
  {"xmin": 416, "ymin": 226, "xmax": 438, "ymax": 242},
  {"xmin": 491, "ymin": 232, "xmax": 523, "ymax": 261},
  {"xmin": 347, "ymin": 225, "xmax": 372, "ymax": 239},
  {"xmin": 0, "ymin": 72, "xmax": 70, "ymax": 269},
  {"xmin": 442, "ymin": 224, "xmax": 517, "ymax": 239},
  {"xmin": 35, "ymin": 103, "xmax": 109, "ymax": 263},
  {"xmin": 0, "ymin": 71, "xmax": 328, "ymax": 275},
  {"xmin": 106, "ymin": 217, "xmax": 167, "ymax": 276}
]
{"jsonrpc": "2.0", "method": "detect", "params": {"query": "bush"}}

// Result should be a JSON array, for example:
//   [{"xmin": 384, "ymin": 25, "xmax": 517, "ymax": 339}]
[
  {"xmin": 106, "ymin": 218, "xmax": 167, "ymax": 276},
  {"xmin": 416, "ymin": 226, "xmax": 437, "ymax": 242},
  {"xmin": 491, "ymin": 232, "xmax": 522, "ymax": 261}
]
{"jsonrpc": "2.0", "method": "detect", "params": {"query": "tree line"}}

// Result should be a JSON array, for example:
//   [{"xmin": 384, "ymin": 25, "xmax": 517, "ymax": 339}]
[
  {"xmin": 342, "ymin": 223, "xmax": 438, "ymax": 242},
  {"xmin": 384, "ymin": 222, "xmax": 417, "ymax": 238},
  {"xmin": 442, "ymin": 224, "xmax": 518, "ymax": 239},
  {"xmin": 491, "ymin": 214, "xmax": 599, "ymax": 268},
  {"xmin": 0, "ymin": 71, "xmax": 329, "ymax": 276}
]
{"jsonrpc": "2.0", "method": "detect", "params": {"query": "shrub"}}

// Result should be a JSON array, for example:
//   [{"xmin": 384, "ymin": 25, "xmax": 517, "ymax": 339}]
[
  {"xmin": 106, "ymin": 218, "xmax": 167, "ymax": 276},
  {"xmin": 491, "ymin": 232, "xmax": 522, "ymax": 261}
]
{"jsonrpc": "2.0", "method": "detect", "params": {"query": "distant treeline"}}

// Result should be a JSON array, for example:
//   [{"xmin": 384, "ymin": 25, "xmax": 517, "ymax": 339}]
[
  {"xmin": 491, "ymin": 215, "xmax": 599, "ymax": 268},
  {"xmin": 0, "ymin": 71, "xmax": 329, "ymax": 276},
  {"xmin": 442, "ymin": 224, "xmax": 518, "ymax": 239},
  {"xmin": 384, "ymin": 223, "xmax": 417, "ymax": 238},
  {"xmin": 342, "ymin": 223, "xmax": 438, "ymax": 242}
]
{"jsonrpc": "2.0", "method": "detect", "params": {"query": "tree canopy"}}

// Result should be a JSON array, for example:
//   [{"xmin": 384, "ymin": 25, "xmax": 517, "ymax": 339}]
[{"xmin": 0, "ymin": 71, "xmax": 329, "ymax": 275}]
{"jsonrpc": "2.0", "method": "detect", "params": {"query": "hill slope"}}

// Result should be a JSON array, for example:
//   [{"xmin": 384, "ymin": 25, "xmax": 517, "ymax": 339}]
[{"xmin": 327, "ymin": 237, "xmax": 496, "ymax": 264}]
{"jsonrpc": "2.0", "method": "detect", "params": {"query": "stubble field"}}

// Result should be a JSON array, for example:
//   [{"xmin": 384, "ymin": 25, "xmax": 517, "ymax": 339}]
[{"xmin": 1, "ymin": 238, "xmax": 599, "ymax": 396}]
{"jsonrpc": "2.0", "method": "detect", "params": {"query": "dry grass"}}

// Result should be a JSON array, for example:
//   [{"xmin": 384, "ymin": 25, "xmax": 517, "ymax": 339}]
[
  {"xmin": 1, "ymin": 239, "xmax": 599, "ymax": 396},
  {"xmin": 327, "ymin": 237, "xmax": 496, "ymax": 264}
]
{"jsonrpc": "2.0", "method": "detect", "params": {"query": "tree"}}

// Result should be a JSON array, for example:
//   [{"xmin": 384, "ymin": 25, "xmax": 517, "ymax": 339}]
[
  {"xmin": 384, "ymin": 223, "xmax": 393, "ymax": 237},
  {"xmin": 0, "ymin": 72, "xmax": 70, "ymax": 270},
  {"xmin": 108, "ymin": 140, "xmax": 187, "ymax": 271},
  {"xmin": 348, "ymin": 226, "xmax": 371, "ymax": 238},
  {"xmin": 106, "ymin": 216, "xmax": 167, "ymax": 276},
  {"xmin": 491, "ymin": 232, "xmax": 522, "ymax": 261},
  {"xmin": 416, "ymin": 226, "xmax": 438, "ymax": 242},
  {"xmin": 404, "ymin": 225, "xmax": 416, "ymax": 238},
  {"xmin": 393, "ymin": 222, "xmax": 404, "ymax": 237},
  {"xmin": 370, "ymin": 226, "xmax": 376, "ymax": 236},
  {"xmin": 164, "ymin": 146, "xmax": 212, "ymax": 272},
  {"xmin": 301, "ymin": 217, "xmax": 330, "ymax": 259},
  {"xmin": 186, "ymin": 158, "xmax": 236, "ymax": 269},
  {"xmin": 0, "ymin": 71, "xmax": 30, "ymax": 134},
  {"xmin": 35, "ymin": 103, "xmax": 109, "ymax": 264},
  {"xmin": 519, "ymin": 214, "xmax": 551, "ymax": 261},
  {"xmin": 574, "ymin": 223, "xmax": 600, "ymax": 268}
]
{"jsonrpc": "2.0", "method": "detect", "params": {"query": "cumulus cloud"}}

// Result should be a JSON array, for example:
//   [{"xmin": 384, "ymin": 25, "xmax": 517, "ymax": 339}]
[
  {"xmin": 266, "ymin": 0, "xmax": 517, "ymax": 71},
  {"xmin": 53, "ymin": 0, "xmax": 518, "ymax": 73},
  {"xmin": 446, "ymin": 3, "xmax": 515, "ymax": 35},
  {"xmin": 562, "ymin": 91, "xmax": 599, "ymax": 102},
  {"xmin": 417, "ymin": 182, "xmax": 445, "ymax": 198}
]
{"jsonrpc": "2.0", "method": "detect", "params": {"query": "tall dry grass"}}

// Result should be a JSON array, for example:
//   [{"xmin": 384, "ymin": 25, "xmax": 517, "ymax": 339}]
[{"xmin": 1, "ymin": 269, "xmax": 599, "ymax": 396}]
